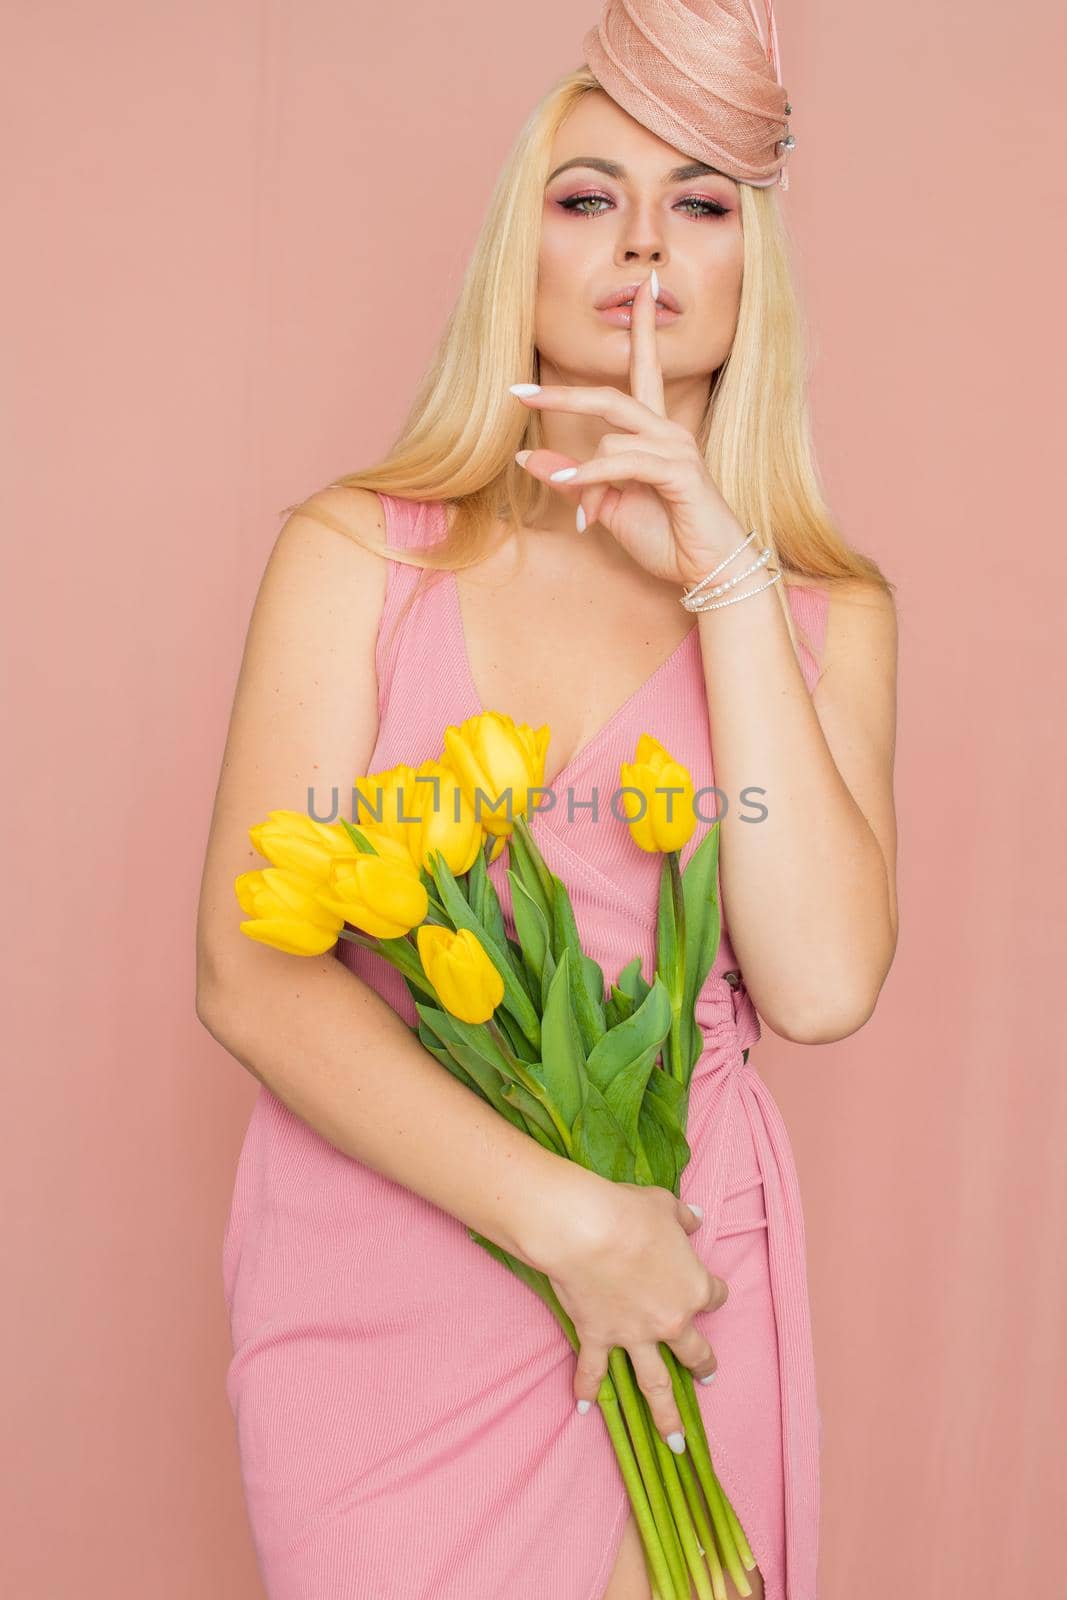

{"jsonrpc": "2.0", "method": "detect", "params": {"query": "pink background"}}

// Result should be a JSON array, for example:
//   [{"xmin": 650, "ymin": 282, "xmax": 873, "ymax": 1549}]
[{"xmin": 3, "ymin": 1, "xmax": 1065, "ymax": 1595}]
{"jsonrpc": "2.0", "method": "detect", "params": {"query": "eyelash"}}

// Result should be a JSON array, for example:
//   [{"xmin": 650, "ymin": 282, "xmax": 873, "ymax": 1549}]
[{"xmin": 556, "ymin": 190, "xmax": 730, "ymax": 219}]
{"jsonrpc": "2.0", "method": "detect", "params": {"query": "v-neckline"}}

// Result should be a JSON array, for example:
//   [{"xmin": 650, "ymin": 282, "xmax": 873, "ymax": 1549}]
[{"xmin": 445, "ymin": 569, "xmax": 700, "ymax": 793}]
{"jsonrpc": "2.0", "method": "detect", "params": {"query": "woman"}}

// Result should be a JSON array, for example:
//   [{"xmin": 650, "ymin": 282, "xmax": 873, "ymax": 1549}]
[{"xmin": 196, "ymin": 9, "xmax": 898, "ymax": 1599}]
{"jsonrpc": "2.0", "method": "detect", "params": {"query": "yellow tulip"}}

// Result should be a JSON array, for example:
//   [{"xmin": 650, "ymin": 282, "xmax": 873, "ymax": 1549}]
[
  {"xmin": 406, "ymin": 759, "xmax": 485, "ymax": 876},
  {"xmin": 343, "ymin": 824, "xmax": 422, "ymax": 870},
  {"xmin": 352, "ymin": 763, "xmax": 423, "ymax": 856},
  {"xmin": 441, "ymin": 712, "xmax": 550, "ymax": 852},
  {"xmin": 248, "ymin": 809, "xmax": 356, "ymax": 884},
  {"xmin": 416, "ymin": 924, "xmax": 505, "ymax": 1025},
  {"xmin": 619, "ymin": 734, "xmax": 697, "ymax": 854},
  {"xmin": 316, "ymin": 848, "xmax": 429, "ymax": 940},
  {"xmin": 234, "ymin": 866, "xmax": 345, "ymax": 956}
]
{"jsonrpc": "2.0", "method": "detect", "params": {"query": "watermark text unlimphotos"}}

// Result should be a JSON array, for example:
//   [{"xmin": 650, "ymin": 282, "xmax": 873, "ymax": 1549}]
[{"xmin": 306, "ymin": 777, "xmax": 771, "ymax": 827}]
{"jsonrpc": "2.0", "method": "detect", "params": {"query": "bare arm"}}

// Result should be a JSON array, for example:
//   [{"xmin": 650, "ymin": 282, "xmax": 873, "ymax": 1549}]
[
  {"xmin": 195, "ymin": 487, "xmax": 594, "ymax": 1271},
  {"xmin": 694, "ymin": 576, "xmax": 899, "ymax": 1043}
]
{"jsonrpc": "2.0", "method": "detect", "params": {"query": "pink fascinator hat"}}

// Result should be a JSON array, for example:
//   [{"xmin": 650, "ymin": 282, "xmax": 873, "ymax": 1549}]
[{"xmin": 581, "ymin": 0, "xmax": 796, "ymax": 190}]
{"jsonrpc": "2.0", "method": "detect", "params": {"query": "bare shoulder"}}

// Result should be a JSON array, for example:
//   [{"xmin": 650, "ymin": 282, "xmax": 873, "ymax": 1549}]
[
  {"xmin": 782, "ymin": 568, "xmax": 898, "ymax": 677},
  {"xmin": 276, "ymin": 483, "xmax": 388, "ymax": 561},
  {"xmin": 260, "ymin": 484, "xmax": 391, "ymax": 631},
  {"xmin": 821, "ymin": 576, "xmax": 898, "ymax": 679}
]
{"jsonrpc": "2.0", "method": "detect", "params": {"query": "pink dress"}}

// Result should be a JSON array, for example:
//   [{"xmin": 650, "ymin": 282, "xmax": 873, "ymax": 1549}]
[{"xmin": 223, "ymin": 492, "xmax": 827, "ymax": 1600}]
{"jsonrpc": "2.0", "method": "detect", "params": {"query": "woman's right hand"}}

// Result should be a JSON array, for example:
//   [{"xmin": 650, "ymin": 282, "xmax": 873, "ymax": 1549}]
[{"xmin": 529, "ymin": 1165, "xmax": 727, "ymax": 1452}]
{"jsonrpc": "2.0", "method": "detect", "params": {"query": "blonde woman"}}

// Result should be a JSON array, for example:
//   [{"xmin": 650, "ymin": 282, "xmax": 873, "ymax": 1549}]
[{"xmin": 196, "ymin": 22, "xmax": 898, "ymax": 1600}]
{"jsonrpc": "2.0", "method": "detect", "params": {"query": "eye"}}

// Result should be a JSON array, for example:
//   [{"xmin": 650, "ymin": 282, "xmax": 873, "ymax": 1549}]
[
  {"xmin": 676, "ymin": 196, "xmax": 730, "ymax": 218},
  {"xmin": 555, "ymin": 190, "xmax": 730, "ymax": 219}
]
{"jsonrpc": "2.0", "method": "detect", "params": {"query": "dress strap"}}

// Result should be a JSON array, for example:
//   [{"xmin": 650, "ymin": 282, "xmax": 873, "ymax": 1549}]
[
  {"xmin": 373, "ymin": 493, "xmax": 449, "ymax": 718},
  {"xmin": 377, "ymin": 491, "xmax": 449, "ymax": 552}
]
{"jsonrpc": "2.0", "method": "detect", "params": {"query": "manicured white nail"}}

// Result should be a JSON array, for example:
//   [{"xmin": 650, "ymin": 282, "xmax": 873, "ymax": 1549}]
[
  {"xmin": 550, "ymin": 466, "xmax": 578, "ymax": 482},
  {"xmin": 575, "ymin": 504, "xmax": 587, "ymax": 533},
  {"xmin": 688, "ymin": 1203, "xmax": 704, "ymax": 1221},
  {"xmin": 515, "ymin": 450, "xmax": 532, "ymax": 466},
  {"xmin": 650, "ymin": 267, "xmax": 660, "ymax": 300},
  {"xmin": 577, "ymin": 1398, "xmax": 592, "ymax": 1414},
  {"xmin": 699, "ymin": 1371, "xmax": 718, "ymax": 1385},
  {"xmin": 509, "ymin": 383, "xmax": 541, "ymax": 396},
  {"xmin": 667, "ymin": 1431, "xmax": 686, "ymax": 1454}
]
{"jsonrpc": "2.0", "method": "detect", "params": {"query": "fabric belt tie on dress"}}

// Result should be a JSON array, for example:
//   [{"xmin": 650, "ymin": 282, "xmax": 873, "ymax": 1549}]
[{"xmin": 684, "ymin": 971, "xmax": 821, "ymax": 1600}]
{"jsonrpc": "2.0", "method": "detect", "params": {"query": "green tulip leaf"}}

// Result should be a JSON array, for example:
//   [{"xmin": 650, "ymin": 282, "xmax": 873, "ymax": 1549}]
[
  {"xmin": 339, "ymin": 819, "xmax": 382, "ymax": 856},
  {"xmin": 550, "ymin": 875, "xmax": 606, "ymax": 1049},
  {"xmin": 493, "ymin": 1004, "xmax": 540, "ymax": 1063},
  {"xmin": 500, "ymin": 1080, "xmax": 567, "ymax": 1152},
  {"xmin": 539, "ymin": 946, "xmax": 558, "ymax": 1010},
  {"xmin": 638, "ymin": 1067, "xmax": 693, "ymax": 1191},
  {"xmin": 539, "ymin": 950, "xmax": 586, "ymax": 1129},
  {"xmin": 414, "ymin": 1003, "xmax": 529, "ymax": 1129},
  {"xmin": 504, "ymin": 935, "xmax": 538, "ymax": 1004},
  {"xmin": 467, "ymin": 845, "xmax": 502, "ymax": 931},
  {"xmin": 615, "ymin": 955, "xmax": 651, "ymax": 1005},
  {"xmin": 680, "ymin": 824, "xmax": 723, "ymax": 1076},
  {"xmin": 582, "ymin": 950, "xmax": 608, "ymax": 1015},
  {"xmin": 604, "ymin": 992, "xmax": 628, "ymax": 1030},
  {"xmin": 508, "ymin": 873, "xmax": 552, "ymax": 988},
  {"xmin": 506, "ymin": 814, "xmax": 554, "ymax": 921},
  {"xmin": 571, "ymin": 1082, "xmax": 638, "ymax": 1183},
  {"xmin": 586, "ymin": 978, "xmax": 673, "ymax": 1150}
]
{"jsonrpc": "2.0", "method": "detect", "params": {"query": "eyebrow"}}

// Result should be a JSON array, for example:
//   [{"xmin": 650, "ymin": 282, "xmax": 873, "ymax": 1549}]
[{"xmin": 546, "ymin": 156, "xmax": 735, "ymax": 185}]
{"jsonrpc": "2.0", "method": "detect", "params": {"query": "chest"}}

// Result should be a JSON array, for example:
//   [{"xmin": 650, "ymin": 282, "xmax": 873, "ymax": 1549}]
[{"xmin": 452, "ymin": 544, "xmax": 698, "ymax": 788}]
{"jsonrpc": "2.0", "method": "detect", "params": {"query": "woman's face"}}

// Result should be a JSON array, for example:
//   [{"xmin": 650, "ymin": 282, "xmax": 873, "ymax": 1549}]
[{"xmin": 536, "ymin": 91, "xmax": 745, "ymax": 392}]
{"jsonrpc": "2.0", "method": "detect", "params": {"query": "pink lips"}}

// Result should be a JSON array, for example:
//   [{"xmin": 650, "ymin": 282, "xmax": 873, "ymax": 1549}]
[
  {"xmin": 595, "ymin": 280, "xmax": 681, "ymax": 326},
  {"xmin": 596, "ymin": 280, "xmax": 681, "ymax": 312},
  {"xmin": 597, "ymin": 303, "xmax": 681, "ymax": 327}
]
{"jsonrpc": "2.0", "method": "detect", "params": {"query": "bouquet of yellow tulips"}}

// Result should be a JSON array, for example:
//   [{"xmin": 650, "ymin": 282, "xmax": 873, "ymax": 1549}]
[{"xmin": 235, "ymin": 711, "xmax": 758, "ymax": 1600}]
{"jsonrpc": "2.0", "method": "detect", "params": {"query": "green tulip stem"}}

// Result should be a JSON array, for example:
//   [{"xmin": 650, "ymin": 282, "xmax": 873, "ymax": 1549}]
[
  {"xmin": 648, "ymin": 1422, "xmax": 716, "ymax": 1600},
  {"xmin": 598, "ymin": 1364, "xmax": 678, "ymax": 1600},
  {"xmin": 666, "ymin": 851, "xmax": 687, "ymax": 1085},
  {"xmin": 484, "ymin": 1018, "xmax": 573, "ymax": 1155},
  {"xmin": 670, "ymin": 1433, "xmax": 725, "ymax": 1597},
  {"xmin": 609, "ymin": 1350, "xmax": 691, "ymax": 1600},
  {"xmin": 336, "ymin": 928, "xmax": 439, "ymax": 1000},
  {"xmin": 672, "ymin": 1444, "xmax": 730, "ymax": 1600},
  {"xmin": 665, "ymin": 1350, "xmax": 755, "ymax": 1596}
]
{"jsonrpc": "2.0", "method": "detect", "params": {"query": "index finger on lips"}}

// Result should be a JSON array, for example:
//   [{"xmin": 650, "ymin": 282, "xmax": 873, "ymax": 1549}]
[{"xmin": 629, "ymin": 269, "xmax": 667, "ymax": 419}]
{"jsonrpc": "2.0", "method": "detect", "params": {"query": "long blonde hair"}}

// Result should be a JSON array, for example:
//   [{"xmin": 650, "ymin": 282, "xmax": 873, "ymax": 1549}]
[{"xmin": 284, "ymin": 65, "xmax": 894, "ymax": 664}]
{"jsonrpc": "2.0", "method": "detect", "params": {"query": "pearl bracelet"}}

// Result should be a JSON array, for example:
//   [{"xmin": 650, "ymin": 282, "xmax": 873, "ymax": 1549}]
[{"xmin": 680, "ymin": 528, "xmax": 783, "ymax": 612}]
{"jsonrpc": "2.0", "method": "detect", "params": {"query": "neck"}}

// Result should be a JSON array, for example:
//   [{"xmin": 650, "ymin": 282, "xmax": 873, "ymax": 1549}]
[{"xmin": 534, "ymin": 355, "xmax": 714, "ymax": 457}]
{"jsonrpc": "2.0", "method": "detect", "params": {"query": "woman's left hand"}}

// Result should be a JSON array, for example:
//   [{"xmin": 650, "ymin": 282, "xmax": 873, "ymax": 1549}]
[{"xmin": 510, "ymin": 270, "xmax": 747, "ymax": 589}]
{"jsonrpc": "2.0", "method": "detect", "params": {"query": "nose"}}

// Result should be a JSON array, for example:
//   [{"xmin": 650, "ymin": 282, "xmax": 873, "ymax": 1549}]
[
  {"xmin": 619, "ymin": 243, "xmax": 664, "ymax": 266},
  {"xmin": 616, "ymin": 200, "xmax": 666, "ymax": 266}
]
